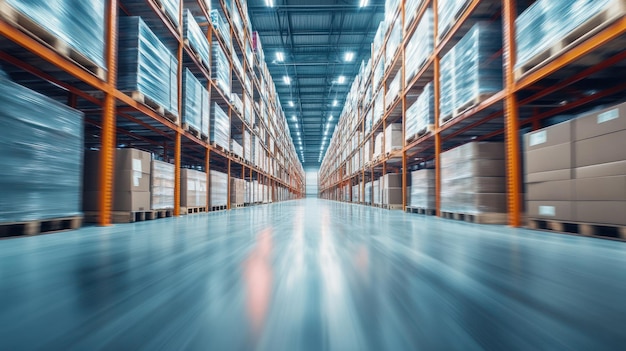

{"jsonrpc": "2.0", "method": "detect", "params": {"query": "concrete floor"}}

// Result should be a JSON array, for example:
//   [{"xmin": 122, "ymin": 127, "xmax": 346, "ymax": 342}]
[{"xmin": 1, "ymin": 198, "xmax": 625, "ymax": 350}]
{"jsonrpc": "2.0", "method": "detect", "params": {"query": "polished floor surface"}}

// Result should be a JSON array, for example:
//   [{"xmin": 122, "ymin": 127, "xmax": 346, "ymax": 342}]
[{"xmin": 1, "ymin": 198, "xmax": 626, "ymax": 350}]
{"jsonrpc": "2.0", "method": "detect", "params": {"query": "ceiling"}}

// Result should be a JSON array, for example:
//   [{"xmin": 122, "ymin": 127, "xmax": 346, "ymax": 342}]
[{"xmin": 247, "ymin": 0, "xmax": 385, "ymax": 166}]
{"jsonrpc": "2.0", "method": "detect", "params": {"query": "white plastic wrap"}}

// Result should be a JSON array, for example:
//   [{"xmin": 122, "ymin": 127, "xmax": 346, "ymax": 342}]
[
  {"xmin": 385, "ymin": 123, "xmax": 403, "ymax": 153},
  {"xmin": 210, "ymin": 103, "xmax": 230, "ymax": 150},
  {"xmin": 0, "ymin": 74, "xmax": 83, "ymax": 222},
  {"xmin": 183, "ymin": 68, "xmax": 203, "ymax": 132},
  {"xmin": 184, "ymin": 9, "xmax": 210, "ymax": 66},
  {"xmin": 438, "ymin": 0, "xmax": 470, "ymax": 39},
  {"xmin": 211, "ymin": 9, "xmax": 231, "ymax": 46},
  {"xmin": 373, "ymin": 132, "xmax": 383, "ymax": 159},
  {"xmin": 373, "ymin": 180, "xmax": 381, "ymax": 205},
  {"xmin": 231, "ymin": 139, "xmax": 243, "ymax": 158},
  {"xmin": 212, "ymin": 42, "xmax": 231, "ymax": 96},
  {"xmin": 385, "ymin": 20, "xmax": 402, "ymax": 72},
  {"xmin": 406, "ymin": 82, "xmax": 434, "ymax": 140},
  {"xmin": 405, "ymin": 0, "xmax": 427, "ymax": 31},
  {"xmin": 405, "ymin": 9, "xmax": 433, "ymax": 85},
  {"xmin": 386, "ymin": 71, "xmax": 402, "ymax": 111},
  {"xmin": 374, "ymin": 93, "xmax": 384, "ymax": 125},
  {"xmin": 151, "ymin": 160, "xmax": 175, "ymax": 210},
  {"xmin": 230, "ymin": 178, "xmax": 245, "ymax": 206},
  {"xmin": 408, "ymin": 169, "xmax": 435, "ymax": 209},
  {"xmin": 210, "ymin": 170, "xmax": 228, "ymax": 207},
  {"xmin": 181, "ymin": 169, "xmax": 207, "ymax": 207}
]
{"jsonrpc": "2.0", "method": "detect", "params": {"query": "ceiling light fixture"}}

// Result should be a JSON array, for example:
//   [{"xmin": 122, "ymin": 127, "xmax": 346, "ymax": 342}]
[
  {"xmin": 289, "ymin": 101, "xmax": 294, "ymax": 107},
  {"xmin": 276, "ymin": 52, "xmax": 284, "ymax": 62},
  {"xmin": 344, "ymin": 52, "xmax": 354, "ymax": 62},
  {"xmin": 292, "ymin": 115, "xmax": 297, "ymax": 121},
  {"xmin": 283, "ymin": 76, "xmax": 291, "ymax": 85},
  {"xmin": 359, "ymin": 0, "xmax": 369, "ymax": 7},
  {"xmin": 266, "ymin": 0, "xmax": 274, "ymax": 7},
  {"xmin": 329, "ymin": 115, "xmax": 333, "ymax": 121},
  {"xmin": 338, "ymin": 75, "xmax": 345, "ymax": 84},
  {"xmin": 333, "ymin": 100, "xmax": 338, "ymax": 107}
]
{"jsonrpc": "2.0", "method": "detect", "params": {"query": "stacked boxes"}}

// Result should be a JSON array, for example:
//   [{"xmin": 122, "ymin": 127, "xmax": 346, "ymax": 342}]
[
  {"xmin": 1, "ymin": 76, "xmax": 84, "ymax": 222},
  {"xmin": 181, "ymin": 169, "xmax": 207, "ymax": 208},
  {"xmin": 210, "ymin": 170, "xmax": 228, "ymax": 207},
  {"xmin": 365, "ymin": 182, "xmax": 372, "ymax": 203},
  {"xmin": 406, "ymin": 82, "xmax": 434, "ymax": 140},
  {"xmin": 210, "ymin": 9, "xmax": 231, "ymax": 46},
  {"xmin": 183, "ymin": 9, "xmax": 210, "ymax": 66},
  {"xmin": 83, "ymin": 149, "xmax": 151, "ymax": 212},
  {"xmin": 210, "ymin": 103, "xmax": 230, "ymax": 149},
  {"xmin": 231, "ymin": 139, "xmax": 243, "ymax": 158},
  {"xmin": 373, "ymin": 133, "xmax": 384, "ymax": 159},
  {"xmin": 385, "ymin": 123, "xmax": 403, "ymax": 153},
  {"xmin": 441, "ymin": 142, "xmax": 507, "ymax": 214},
  {"xmin": 386, "ymin": 71, "xmax": 402, "ymax": 110},
  {"xmin": 381, "ymin": 174, "xmax": 403, "ymax": 206},
  {"xmin": 182, "ymin": 68, "xmax": 203, "ymax": 133},
  {"xmin": 408, "ymin": 169, "xmax": 436, "ymax": 209},
  {"xmin": 405, "ymin": 8, "xmax": 433, "ymax": 85},
  {"xmin": 524, "ymin": 121, "xmax": 575, "ymax": 221},
  {"xmin": 373, "ymin": 180, "xmax": 381, "ymax": 205},
  {"xmin": 212, "ymin": 42, "xmax": 231, "ymax": 96},
  {"xmin": 438, "ymin": 0, "xmax": 470, "ymax": 38},
  {"xmin": 151, "ymin": 160, "xmax": 175, "ymax": 210},
  {"xmin": 118, "ymin": 17, "xmax": 178, "ymax": 117},
  {"xmin": 230, "ymin": 178, "xmax": 245, "ymax": 206}
]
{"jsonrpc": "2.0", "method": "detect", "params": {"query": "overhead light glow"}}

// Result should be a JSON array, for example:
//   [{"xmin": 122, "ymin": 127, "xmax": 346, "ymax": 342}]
[
  {"xmin": 326, "ymin": 123, "xmax": 330, "ymax": 129},
  {"xmin": 276, "ymin": 52, "xmax": 284, "ymax": 62},
  {"xmin": 266, "ymin": 0, "xmax": 274, "ymax": 7},
  {"xmin": 359, "ymin": 0, "xmax": 369, "ymax": 7},
  {"xmin": 289, "ymin": 101, "xmax": 294, "ymax": 107},
  {"xmin": 338, "ymin": 75, "xmax": 345, "ymax": 84},
  {"xmin": 295, "ymin": 123, "xmax": 299, "ymax": 128},
  {"xmin": 344, "ymin": 52, "xmax": 354, "ymax": 62},
  {"xmin": 292, "ymin": 115, "xmax": 297, "ymax": 121},
  {"xmin": 329, "ymin": 115, "xmax": 333, "ymax": 121},
  {"xmin": 283, "ymin": 76, "xmax": 291, "ymax": 85},
  {"xmin": 297, "ymin": 132, "xmax": 300, "ymax": 136}
]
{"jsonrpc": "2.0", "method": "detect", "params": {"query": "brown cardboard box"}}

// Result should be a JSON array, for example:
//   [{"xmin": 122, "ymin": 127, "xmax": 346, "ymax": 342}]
[
  {"xmin": 382, "ymin": 188, "xmax": 403, "ymax": 205},
  {"xmin": 116, "ymin": 148, "xmax": 152, "ymax": 172},
  {"xmin": 113, "ymin": 191, "xmax": 151, "ymax": 212},
  {"xmin": 527, "ymin": 180, "xmax": 574, "ymax": 201},
  {"xmin": 527, "ymin": 201, "xmax": 575, "ymax": 221},
  {"xmin": 575, "ymin": 130, "xmax": 626, "ymax": 168},
  {"xmin": 575, "ymin": 160, "xmax": 626, "ymax": 179},
  {"xmin": 575, "ymin": 176, "xmax": 626, "ymax": 201},
  {"xmin": 526, "ymin": 169, "xmax": 572, "ymax": 183},
  {"xmin": 524, "ymin": 120, "xmax": 572, "ymax": 151},
  {"xmin": 115, "ymin": 169, "xmax": 151, "ymax": 192},
  {"xmin": 525, "ymin": 143, "xmax": 572, "ymax": 174},
  {"xmin": 382, "ymin": 173, "xmax": 403, "ymax": 188},
  {"xmin": 575, "ymin": 201, "xmax": 626, "ymax": 226},
  {"xmin": 469, "ymin": 193, "xmax": 507, "ymax": 213},
  {"xmin": 574, "ymin": 102, "xmax": 626, "ymax": 141},
  {"xmin": 456, "ymin": 142, "xmax": 505, "ymax": 160}
]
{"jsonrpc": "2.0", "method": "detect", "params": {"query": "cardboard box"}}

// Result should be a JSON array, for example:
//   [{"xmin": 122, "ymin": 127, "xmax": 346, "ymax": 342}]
[
  {"xmin": 524, "ymin": 120, "xmax": 572, "ymax": 151},
  {"xmin": 575, "ymin": 176, "xmax": 626, "ymax": 201},
  {"xmin": 575, "ymin": 201, "xmax": 626, "ymax": 226},
  {"xmin": 575, "ymin": 129, "xmax": 626, "ymax": 168},
  {"xmin": 526, "ymin": 169, "xmax": 573, "ymax": 183},
  {"xmin": 467, "ymin": 193, "xmax": 507, "ymax": 213},
  {"xmin": 117, "ymin": 148, "xmax": 152, "ymax": 173},
  {"xmin": 83, "ymin": 191, "xmax": 150, "ymax": 212},
  {"xmin": 574, "ymin": 102, "xmax": 626, "ymax": 141},
  {"xmin": 382, "ymin": 173, "xmax": 403, "ymax": 188},
  {"xmin": 382, "ymin": 188, "xmax": 403, "ymax": 205},
  {"xmin": 527, "ymin": 180, "xmax": 574, "ymax": 201},
  {"xmin": 575, "ymin": 160, "xmax": 626, "ymax": 179},
  {"xmin": 527, "ymin": 201, "xmax": 575, "ymax": 221},
  {"xmin": 525, "ymin": 143, "xmax": 572, "ymax": 175}
]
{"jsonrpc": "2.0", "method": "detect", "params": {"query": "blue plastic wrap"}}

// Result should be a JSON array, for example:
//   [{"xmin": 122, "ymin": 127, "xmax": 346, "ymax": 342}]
[
  {"xmin": 6, "ymin": 0, "xmax": 105, "ymax": 68},
  {"xmin": 438, "ymin": 0, "xmax": 470, "ymax": 39},
  {"xmin": 160, "ymin": 0, "xmax": 180, "ymax": 27},
  {"xmin": 516, "ymin": 0, "xmax": 610, "ymax": 69},
  {"xmin": 0, "ymin": 74, "xmax": 83, "ymax": 222},
  {"xmin": 183, "ymin": 68, "xmax": 203, "ymax": 132},
  {"xmin": 404, "ymin": 0, "xmax": 427, "ymax": 31},
  {"xmin": 210, "ymin": 170, "xmax": 228, "ymax": 207},
  {"xmin": 118, "ymin": 17, "xmax": 178, "ymax": 116},
  {"xmin": 405, "ymin": 9, "xmax": 433, "ymax": 85},
  {"xmin": 212, "ymin": 42, "xmax": 231, "ymax": 96},
  {"xmin": 406, "ymin": 82, "xmax": 434, "ymax": 140},
  {"xmin": 385, "ymin": 20, "xmax": 402, "ymax": 71},
  {"xmin": 439, "ymin": 47, "xmax": 456, "ymax": 121},
  {"xmin": 211, "ymin": 9, "xmax": 232, "ymax": 46},
  {"xmin": 184, "ymin": 9, "xmax": 210, "ymax": 67},
  {"xmin": 210, "ymin": 103, "xmax": 230, "ymax": 150}
]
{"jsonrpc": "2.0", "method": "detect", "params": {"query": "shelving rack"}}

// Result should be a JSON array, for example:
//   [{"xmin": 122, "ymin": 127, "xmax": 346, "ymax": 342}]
[
  {"xmin": 0, "ymin": 0, "xmax": 305, "ymax": 226},
  {"xmin": 318, "ymin": 0, "xmax": 626, "ymax": 226}
]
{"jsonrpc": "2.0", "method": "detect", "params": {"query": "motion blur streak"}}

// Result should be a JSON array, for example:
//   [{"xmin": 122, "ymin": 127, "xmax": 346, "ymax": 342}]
[{"xmin": 1, "ymin": 198, "xmax": 626, "ymax": 350}]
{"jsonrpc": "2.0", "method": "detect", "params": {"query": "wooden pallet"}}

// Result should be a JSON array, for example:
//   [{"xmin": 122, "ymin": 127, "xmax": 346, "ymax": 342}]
[
  {"xmin": 0, "ymin": 1, "xmax": 106, "ymax": 80},
  {"xmin": 0, "ymin": 216, "xmax": 82, "ymax": 237},
  {"xmin": 183, "ymin": 206, "xmax": 207, "ymax": 214},
  {"xmin": 183, "ymin": 39, "xmax": 210, "ymax": 70},
  {"xmin": 210, "ymin": 205, "xmax": 227, "ymax": 212},
  {"xmin": 453, "ymin": 93, "xmax": 494, "ymax": 118},
  {"xmin": 183, "ymin": 123, "xmax": 203, "ymax": 140},
  {"xmin": 527, "ymin": 218, "xmax": 626, "ymax": 241},
  {"xmin": 406, "ymin": 207, "xmax": 436, "ymax": 216},
  {"xmin": 406, "ymin": 125, "xmax": 435, "ymax": 143},
  {"xmin": 514, "ymin": 0, "xmax": 626, "ymax": 79},
  {"xmin": 153, "ymin": 0, "xmax": 179, "ymax": 29},
  {"xmin": 441, "ymin": 211, "xmax": 508, "ymax": 225},
  {"xmin": 85, "ymin": 210, "xmax": 157, "ymax": 223},
  {"xmin": 129, "ymin": 91, "xmax": 178, "ymax": 123},
  {"xmin": 384, "ymin": 204, "xmax": 404, "ymax": 210},
  {"xmin": 232, "ymin": 204, "xmax": 245, "ymax": 209},
  {"xmin": 211, "ymin": 142, "xmax": 227, "ymax": 153}
]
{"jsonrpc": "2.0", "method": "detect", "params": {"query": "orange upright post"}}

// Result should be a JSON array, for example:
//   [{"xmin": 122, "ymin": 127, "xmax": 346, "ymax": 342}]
[{"xmin": 433, "ymin": 0, "xmax": 442, "ymax": 217}]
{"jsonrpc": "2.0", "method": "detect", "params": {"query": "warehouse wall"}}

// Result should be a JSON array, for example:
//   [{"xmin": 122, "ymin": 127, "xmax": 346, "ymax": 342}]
[{"xmin": 305, "ymin": 169, "xmax": 319, "ymax": 197}]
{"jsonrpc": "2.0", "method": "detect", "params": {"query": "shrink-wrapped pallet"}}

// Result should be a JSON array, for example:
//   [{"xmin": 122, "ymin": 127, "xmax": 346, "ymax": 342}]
[
  {"xmin": 181, "ymin": 169, "xmax": 207, "ymax": 208},
  {"xmin": 385, "ymin": 20, "xmax": 402, "ymax": 72},
  {"xmin": 118, "ymin": 17, "xmax": 178, "ymax": 117},
  {"xmin": 373, "ymin": 133, "xmax": 383, "ymax": 159},
  {"xmin": 182, "ymin": 68, "xmax": 203, "ymax": 133},
  {"xmin": 386, "ymin": 71, "xmax": 401, "ymax": 111},
  {"xmin": 210, "ymin": 9, "xmax": 231, "ymax": 46},
  {"xmin": 408, "ymin": 169, "xmax": 435, "ymax": 209},
  {"xmin": 0, "ymin": 74, "xmax": 83, "ymax": 222},
  {"xmin": 405, "ymin": 0, "xmax": 428, "ymax": 31},
  {"xmin": 151, "ymin": 160, "xmax": 175, "ymax": 210},
  {"xmin": 230, "ymin": 178, "xmax": 245, "ymax": 206},
  {"xmin": 373, "ymin": 180, "xmax": 381, "ymax": 205},
  {"xmin": 438, "ymin": 0, "xmax": 470, "ymax": 39},
  {"xmin": 406, "ymin": 82, "xmax": 434, "ymax": 140},
  {"xmin": 183, "ymin": 9, "xmax": 210, "ymax": 66},
  {"xmin": 210, "ymin": 103, "xmax": 230, "ymax": 150},
  {"xmin": 212, "ymin": 42, "xmax": 231, "ymax": 96},
  {"xmin": 382, "ymin": 173, "xmax": 403, "ymax": 206},
  {"xmin": 210, "ymin": 170, "xmax": 228, "ymax": 207},
  {"xmin": 405, "ymin": 9, "xmax": 433, "ymax": 85},
  {"xmin": 385, "ymin": 123, "xmax": 403, "ymax": 153},
  {"xmin": 231, "ymin": 139, "xmax": 243, "ymax": 158}
]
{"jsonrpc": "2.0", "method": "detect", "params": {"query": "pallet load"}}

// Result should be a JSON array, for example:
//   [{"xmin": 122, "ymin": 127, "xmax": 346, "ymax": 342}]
[
  {"xmin": 4, "ymin": 0, "xmax": 106, "ymax": 71},
  {"xmin": 181, "ymin": 169, "xmax": 207, "ymax": 210},
  {"xmin": 406, "ymin": 82, "xmax": 434, "ymax": 141},
  {"xmin": 515, "ymin": 0, "xmax": 619, "ymax": 77},
  {"xmin": 244, "ymin": 130, "xmax": 252, "ymax": 162},
  {"xmin": 245, "ymin": 180, "xmax": 251, "ymax": 205},
  {"xmin": 230, "ymin": 178, "xmax": 245, "ymax": 207},
  {"xmin": 182, "ymin": 69, "xmax": 208, "ymax": 138},
  {"xmin": 0, "ymin": 73, "xmax": 83, "ymax": 234},
  {"xmin": 183, "ymin": 9, "xmax": 210, "ymax": 67},
  {"xmin": 210, "ymin": 9, "xmax": 231, "ymax": 46},
  {"xmin": 365, "ymin": 182, "xmax": 372, "ymax": 204},
  {"xmin": 231, "ymin": 139, "xmax": 243, "ymax": 158},
  {"xmin": 118, "ymin": 17, "xmax": 178, "ymax": 119},
  {"xmin": 384, "ymin": 123, "xmax": 403, "ymax": 154},
  {"xmin": 439, "ymin": 21, "xmax": 502, "ymax": 124},
  {"xmin": 408, "ymin": 169, "xmax": 436, "ymax": 212},
  {"xmin": 210, "ymin": 102, "xmax": 230, "ymax": 150},
  {"xmin": 210, "ymin": 170, "xmax": 228, "ymax": 208},
  {"xmin": 373, "ymin": 179, "xmax": 381, "ymax": 205},
  {"xmin": 441, "ymin": 142, "xmax": 507, "ymax": 223},
  {"xmin": 151, "ymin": 160, "xmax": 175, "ymax": 210},
  {"xmin": 381, "ymin": 174, "xmax": 403, "ymax": 209},
  {"xmin": 83, "ymin": 148, "xmax": 152, "ymax": 223},
  {"xmin": 212, "ymin": 41, "xmax": 231, "ymax": 96},
  {"xmin": 373, "ymin": 132, "xmax": 383, "ymax": 160},
  {"xmin": 385, "ymin": 19, "xmax": 402, "ymax": 72},
  {"xmin": 405, "ymin": 8, "xmax": 433, "ymax": 85},
  {"xmin": 385, "ymin": 71, "xmax": 401, "ymax": 111},
  {"xmin": 352, "ymin": 184, "xmax": 360, "ymax": 203},
  {"xmin": 438, "ymin": 0, "xmax": 470, "ymax": 39}
]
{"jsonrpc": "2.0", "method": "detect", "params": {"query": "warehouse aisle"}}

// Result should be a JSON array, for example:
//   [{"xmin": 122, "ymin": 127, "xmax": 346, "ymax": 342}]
[{"xmin": 1, "ymin": 199, "xmax": 626, "ymax": 350}]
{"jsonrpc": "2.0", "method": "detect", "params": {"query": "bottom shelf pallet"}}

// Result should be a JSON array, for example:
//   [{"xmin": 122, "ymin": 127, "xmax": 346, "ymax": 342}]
[
  {"xmin": 85, "ymin": 209, "xmax": 173, "ymax": 223},
  {"xmin": 181, "ymin": 206, "xmax": 207, "ymax": 215},
  {"xmin": 406, "ymin": 207, "xmax": 437, "ymax": 216},
  {"xmin": 209, "ymin": 205, "xmax": 228, "ymax": 212},
  {"xmin": 527, "ymin": 218, "xmax": 626, "ymax": 241},
  {"xmin": 383, "ymin": 204, "xmax": 404, "ymax": 210},
  {"xmin": 0, "ymin": 216, "xmax": 83, "ymax": 237},
  {"xmin": 441, "ymin": 211, "xmax": 508, "ymax": 225}
]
